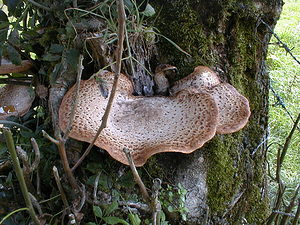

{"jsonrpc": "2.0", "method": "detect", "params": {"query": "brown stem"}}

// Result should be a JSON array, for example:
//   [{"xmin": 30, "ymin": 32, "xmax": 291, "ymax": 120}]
[
  {"xmin": 280, "ymin": 185, "xmax": 300, "ymax": 225},
  {"xmin": 52, "ymin": 166, "xmax": 71, "ymax": 214},
  {"xmin": 71, "ymin": 0, "xmax": 126, "ymax": 172},
  {"xmin": 123, "ymin": 148, "xmax": 150, "ymax": 202},
  {"xmin": 292, "ymin": 198, "xmax": 300, "ymax": 225},
  {"xmin": 42, "ymin": 131, "xmax": 78, "ymax": 191}
]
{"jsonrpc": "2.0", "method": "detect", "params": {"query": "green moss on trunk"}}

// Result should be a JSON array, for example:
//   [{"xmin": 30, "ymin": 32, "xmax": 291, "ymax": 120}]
[{"xmin": 153, "ymin": 0, "xmax": 281, "ymax": 223}]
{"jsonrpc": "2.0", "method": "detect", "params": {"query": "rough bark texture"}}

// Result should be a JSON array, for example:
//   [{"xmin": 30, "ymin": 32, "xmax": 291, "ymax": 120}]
[{"xmin": 148, "ymin": 0, "xmax": 283, "ymax": 224}]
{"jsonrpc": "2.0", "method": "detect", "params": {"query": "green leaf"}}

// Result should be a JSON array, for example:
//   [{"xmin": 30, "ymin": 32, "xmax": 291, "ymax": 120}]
[
  {"xmin": 65, "ymin": 48, "xmax": 80, "ymax": 71},
  {"xmin": 86, "ymin": 162, "xmax": 102, "ymax": 173},
  {"xmin": 7, "ymin": 45, "xmax": 21, "ymax": 65},
  {"xmin": 42, "ymin": 53, "xmax": 61, "ymax": 62},
  {"xmin": 0, "ymin": 10, "xmax": 9, "ymax": 42},
  {"xmin": 104, "ymin": 201, "xmax": 118, "ymax": 216},
  {"xmin": 102, "ymin": 216, "xmax": 130, "ymax": 225},
  {"xmin": 128, "ymin": 213, "xmax": 141, "ymax": 225},
  {"xmin": 141, "ymin": 4, "xmax": 155, "ymax": 17},
  {"xmin": 49, "ymin": 44, "xmax": 64, "ymax": 54},
  {"xmin": 93, "ymin": 206, "xmax": 103, "ymax": 218},
  {"xmin": 9, "ymin": 29, "xmax": 20, "ymax": 47},
  {"xmin": 86, "ymin": 223, "xmax": 97, "ymax": 225},
  {"xmin": 167, "ymin": 205, "xmax": 174, "ymax": 212}
]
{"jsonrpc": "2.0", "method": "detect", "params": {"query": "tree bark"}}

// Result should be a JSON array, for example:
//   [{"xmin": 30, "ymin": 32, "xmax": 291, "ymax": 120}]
[{"xmin": 148, "ymin": 0, "xmax": 283, "ymax": 224}]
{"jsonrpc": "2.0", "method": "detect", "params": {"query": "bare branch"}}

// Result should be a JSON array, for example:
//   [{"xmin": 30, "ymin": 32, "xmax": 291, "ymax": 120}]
[
  {"xmin": 123, "ymin": 148, "xmax": 150, "ymax": 202},
  {"xmin": 71, "ymin": 0, "xmax": 126, "ymax": 171},
  {"xmin": 30, "ymin": 138, "xmax": 40, "ymax": 173},
  {"xmin": 53, "ymin": 166, "xmax": 71, "ymax": 214}
]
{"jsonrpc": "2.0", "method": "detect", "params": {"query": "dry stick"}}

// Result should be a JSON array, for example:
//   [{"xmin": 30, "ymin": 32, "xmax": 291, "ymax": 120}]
[
  {"xmin": 267, "ymin": 114, "xmax": 300, "ymax": 225},
  {"xmin": 52, "ymin": 166, "xmax": 71, "ymax": 214},
  {"xmin": 123, "ymin": 148, "xmax": 150, "ymax": 202},
  {"xmin": 278, "ymin": 112, "xmax": 300, "ymax": 169},
  {"xmin": 16, "ymin": 146, "xmax": 35, "ymax": 192},
  {"xmin": 42, "ymin": 131, "xmax": 78, "ymax": 191},
  {"xmin": 63, "ymin": 55, "xmax": 84, "ymax": 141},
  {"xmin": 71, "ymin": 0, "xmax": 126, "ymax": 172},
  {"xmin": 280, "ymin": 184, "xmax": 300, "ymax": 225},
  {"xmin": 292, "ymin": 199, "xmax": 300, "ymax": 225},
  {"xmin": 3, "ymin": 128, "xmax": 41, "ymax": 225},
  {"xmin": 151, "ymin": 178, "xmax": 162, "ymax": 225},
  {"xmin": 30, "ymin": 138, "xmax": 41, "ymax": 173},
  {"xmin": 266, "ymin": 182, "xmax": 286, "ymax": 225},
  {"xmin": 29, "ymin": 193, "xmax": 43, "ymax": 216},
  {"xmin": 276, "ymin": 112, "xmax": 300, "ymax": 182}
]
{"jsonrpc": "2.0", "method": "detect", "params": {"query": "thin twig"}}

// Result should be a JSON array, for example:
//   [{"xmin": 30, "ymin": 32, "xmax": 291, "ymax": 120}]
[
  {"xmin": 0, "ymin": 80, "xmax": 32, "ymax": 85},
  {"xmin": 123, "ymin": 148, "xmax": 150, "ymax": 202},
  {"xmin": 30, "ymin": 138, "xmax": 40, "ymax": 173},
  {"xmin": 151, "ymin": 178, "xmax": 162, "ymax": 225},
  {"xmin": 3, "ymin": 128, "xmax": 41, "ymax": 225},
  {"xmin": 280, "ymin": 184, "xmax": 300, "ymax": 225},
  {"xmin": 29, "ymin": 193, "xmax": 43, "ymax": 215},
  {"xmin": 27, "ymin": 0, "xmax": 52, "ymax": 11},
  {"xmin": 63, "ymin": 55, "xmax": 84, "ymax": 141},
  {"xmin": 53, "ymin": 166, "xmax": 71, "ymax": 214},
  {"xmin": 276, "ymin": 112, "xmax": 300, "ymax": 180},
  {"xmin": 43, "ymin": 130, "xmax": 78, "ymax": 191},
  {"xmin": 71, "ymin": 0, "xmax": 126, "ymax": 172},
  {"xmin": 291, "ymin": 199, "xmax": 300, "ymax": 225},
  {"xmin": 93, "ymin": 172, "xmax": 101, "ymax": 203},
  {"xmin": 42, "ymin": 130, "xmax": 59, "ymax": 145}
]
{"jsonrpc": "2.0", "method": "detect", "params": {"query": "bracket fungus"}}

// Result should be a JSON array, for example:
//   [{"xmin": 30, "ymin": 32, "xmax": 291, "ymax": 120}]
[
  {"xmin": 0, "ymin": 58, "xmax": 33, "ymax": 74},
  {"xmin": 171, "ymin": 66, "xmax": 251, "ymax": 134},
  {"xmin": 0, "ymin": 58, "xmax": 34, "ymax": 120},
  {"xmin": 59, "ymin": 66, "xmax": 250, "ymax": 166},
  {"xmin": 0, "ymin": 85, "xmax": 35, "ymax": 120}
]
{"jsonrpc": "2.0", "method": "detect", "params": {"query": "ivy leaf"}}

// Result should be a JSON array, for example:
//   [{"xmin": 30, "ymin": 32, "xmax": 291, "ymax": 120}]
[
  {"xmin": 102, "ymin": 216, "xmax": 130, "ymax": 225},
  {"xmin": 93, "ymin": 206, "xmax": 103, "ymax": 218}
]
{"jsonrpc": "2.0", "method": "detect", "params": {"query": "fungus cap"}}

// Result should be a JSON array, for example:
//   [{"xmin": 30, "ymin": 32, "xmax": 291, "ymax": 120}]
[
  {"xmin": 0, "ymin": 58, "xmax": 33, "ymax": 74},
  {"xmin": 59, "ymin": 71, "xmax": 218, "ymax": 166},
  {"xmin": 0, "ymin": 85, "xmax": 35, "ymax": 120},
  {"xmin": 170, "ymin": 66, "xmax": 250, "ymax": 134}
]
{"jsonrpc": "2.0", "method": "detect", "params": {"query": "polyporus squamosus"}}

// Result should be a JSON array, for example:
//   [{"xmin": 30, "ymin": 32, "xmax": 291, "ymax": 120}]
[
  {"xmin": 0, "ymin": 58, "xmax": 34, "ymax": 120},
  {"xmin": 0, "ymin": 85, "xmax": 35, "ymax": 120},
  {"xmin": 59, "ymin": 66, "xmax": 250, "ymax": 166},
  {"xmin": 171, "ymin": 66, "xmax": 251, "ymax": 134},
  {"xmin": 0, "ymin": 58, "xmax": 33, "ymax": 74}
]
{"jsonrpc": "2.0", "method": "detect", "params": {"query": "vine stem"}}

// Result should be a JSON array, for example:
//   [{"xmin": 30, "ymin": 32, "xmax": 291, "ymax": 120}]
[
  {"xmin": 3, "ymin": 128, "xmax": 41, "ymax": 225},
  {"xmin": 71, "ymin": 0, "xmax": 126, "ymax": 172}
]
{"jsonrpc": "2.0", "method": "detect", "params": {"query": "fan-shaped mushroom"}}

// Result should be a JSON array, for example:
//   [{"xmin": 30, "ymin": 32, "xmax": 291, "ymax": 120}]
[
  {"xmin": 0, "ymin": 58, "xmax": 33, "ymax": 74},
  {"xmin": 170, "ymin": 66, "xmax": 251, "ymax": 134},
  {"xmin": 59, "ymin": 71, "xmax": 219, "ymax": 166},
  {"xmin": 0, "ymin": 85, "xmax": 35, "ymax": 120}
]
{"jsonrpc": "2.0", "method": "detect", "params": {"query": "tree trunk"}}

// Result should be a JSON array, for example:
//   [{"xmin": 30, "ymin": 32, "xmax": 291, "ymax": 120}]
[{"xmin": 148, "ymin": 0, "xmax": 283, "ymax": 224}]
